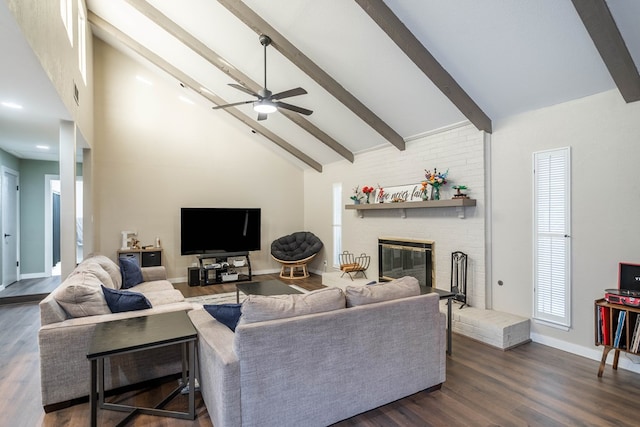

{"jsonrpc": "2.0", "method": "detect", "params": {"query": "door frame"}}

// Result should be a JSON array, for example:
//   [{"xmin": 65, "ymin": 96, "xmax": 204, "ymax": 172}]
[
  {"xmin": 44, "ymin": 174, "xmax": 58, "ymax": 277},
  {"xmin": 1, "ymin": 166, "xmax": 20, "ymax": 289},
  {"xmin": 45, "ymin": 174, "xmax": 83, "ymax": 276}
]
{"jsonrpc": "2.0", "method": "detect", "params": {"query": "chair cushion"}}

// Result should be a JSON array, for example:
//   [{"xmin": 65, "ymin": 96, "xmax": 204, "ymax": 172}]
[
  {"xmin": 270, "ymin": 231, "xmax": 323, "ymax": 261},
  {"xmin": 345, "ymin": 276, "xmax": 420, "ymax": 307}
]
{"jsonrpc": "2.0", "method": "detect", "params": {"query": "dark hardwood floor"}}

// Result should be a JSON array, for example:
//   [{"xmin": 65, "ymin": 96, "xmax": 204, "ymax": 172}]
[
  {"xmin": 2, "ymin": 273, "xmax": 639, "ymax": 426},
  {"xmin": 0, "ymin": 275, "xmax": 61, "ymax": 305}
]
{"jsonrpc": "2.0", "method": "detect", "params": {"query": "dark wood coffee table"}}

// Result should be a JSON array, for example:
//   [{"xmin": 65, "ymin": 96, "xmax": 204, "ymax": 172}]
[
  {"xmin": 236, "ymin": 279, "xmax": 303, "ymax": 303},
  {"xmin": 86, "ymin": 310, "xmax": 197, "ymax": 426}
]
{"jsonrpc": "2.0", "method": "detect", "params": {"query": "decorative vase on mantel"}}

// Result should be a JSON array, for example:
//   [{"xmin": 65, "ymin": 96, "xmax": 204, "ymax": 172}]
[
  {"xmin": 432, "ymin": 186, "xmax": 440, "ymax": 200},
  {"xmin": 421, "ymin": 192, "xmax": 428, "ymax": 201}
]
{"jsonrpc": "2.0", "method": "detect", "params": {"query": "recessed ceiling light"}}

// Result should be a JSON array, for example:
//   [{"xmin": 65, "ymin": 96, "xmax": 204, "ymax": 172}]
[
  {"xmin": 1, "ymin": 101, "xmax": 23, "ymax": 110},
  {"xmin": 135, "ymin": 75, "xmax": 153, "ymax": 86},
  {"xmin": 36, "ymin": 145, "xmax": 50, "ymax": 150}
]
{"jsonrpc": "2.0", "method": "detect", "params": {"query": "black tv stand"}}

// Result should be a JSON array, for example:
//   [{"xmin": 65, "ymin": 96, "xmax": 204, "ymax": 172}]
[{"xmin": 197, "ymin": 251, "xmax": 252, "ymax": 285}]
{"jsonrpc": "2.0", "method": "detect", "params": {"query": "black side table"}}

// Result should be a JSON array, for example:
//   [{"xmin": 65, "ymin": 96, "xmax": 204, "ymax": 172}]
[
  {"xmin": 87, "ymin": 311, "xmax": 197, "ymax": 426},
  {"xmin": 421, "ymin": 286, "xmax": 455, "ymax": 355}
]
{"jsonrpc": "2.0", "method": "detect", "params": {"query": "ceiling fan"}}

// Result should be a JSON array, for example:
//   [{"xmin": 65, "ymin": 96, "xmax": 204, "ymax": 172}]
[{"xmin": 212, "ymin": 35, "xmax": 313, "ymax": 121}]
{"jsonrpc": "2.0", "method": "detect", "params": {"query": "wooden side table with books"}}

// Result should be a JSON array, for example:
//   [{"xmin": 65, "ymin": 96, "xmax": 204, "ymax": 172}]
[{"xmin": 594, "ymin": 298, "xmax": 640, "ymax": 377}]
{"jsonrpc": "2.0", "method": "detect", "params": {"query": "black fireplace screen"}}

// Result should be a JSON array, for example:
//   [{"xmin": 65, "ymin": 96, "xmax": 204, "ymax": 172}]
[{"xmin": 378, "ymin": 239, "xmax": 433, "ymax": 287}]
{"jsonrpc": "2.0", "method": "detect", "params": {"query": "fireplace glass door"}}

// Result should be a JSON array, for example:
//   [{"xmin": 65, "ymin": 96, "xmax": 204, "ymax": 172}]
[{"xmin": 378, "ymin": 239, "xmax": 432, "ymax": 287}]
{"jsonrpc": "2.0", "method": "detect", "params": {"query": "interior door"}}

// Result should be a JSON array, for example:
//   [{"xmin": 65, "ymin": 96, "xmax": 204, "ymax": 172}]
[{"xmin": 2, "ymin": 169, "xmax": 19, "ymax": 286}]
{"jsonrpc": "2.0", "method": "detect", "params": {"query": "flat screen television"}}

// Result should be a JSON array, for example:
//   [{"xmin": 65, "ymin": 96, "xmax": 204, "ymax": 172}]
[{"xmin": 181, "ymin": 208, "xmax": 261, "ymax": 255}]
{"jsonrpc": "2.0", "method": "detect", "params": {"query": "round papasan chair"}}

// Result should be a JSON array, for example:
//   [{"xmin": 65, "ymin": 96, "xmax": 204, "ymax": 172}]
[{"xmin": 270, "ymin": 231, "xmax": 323, "ymax": 279}]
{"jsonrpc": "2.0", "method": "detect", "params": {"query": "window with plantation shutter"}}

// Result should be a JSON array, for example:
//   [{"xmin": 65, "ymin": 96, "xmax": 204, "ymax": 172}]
[
  {"xmin": 332, "ymin": 183, "xmax": 342, "ymax": 268},
  {"xmin": 533, "ymin": 147, "xmax": 571, "ymax": 327}
]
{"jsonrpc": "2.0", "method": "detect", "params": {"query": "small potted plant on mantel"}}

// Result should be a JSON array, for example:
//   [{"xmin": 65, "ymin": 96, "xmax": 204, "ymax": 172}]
[
  {"xmin": 452, "ymin": 185, "xmax": 469, "ymax": 199},
  {"xmin": 350, "ymin": 186, "xmax": 364, "ymax": 204}
]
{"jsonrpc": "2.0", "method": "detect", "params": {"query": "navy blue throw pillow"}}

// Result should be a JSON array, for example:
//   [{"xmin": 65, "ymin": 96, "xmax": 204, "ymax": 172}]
[
  {"xmin": 102, "ymin": 285, "xmax": 152, "ymax": 313},
  {"xmin": 119, "ymin": 257, "xmax": 144, "ymax": 288},
  {"xmin": 203, "ymin": 304, "xmax": 242, "ymax": 332}
]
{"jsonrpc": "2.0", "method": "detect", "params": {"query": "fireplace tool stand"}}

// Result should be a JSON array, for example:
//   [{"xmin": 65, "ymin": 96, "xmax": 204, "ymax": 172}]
[{"xmin": 451, "ymin": 251, "xmax": 468, "ymax": 308}]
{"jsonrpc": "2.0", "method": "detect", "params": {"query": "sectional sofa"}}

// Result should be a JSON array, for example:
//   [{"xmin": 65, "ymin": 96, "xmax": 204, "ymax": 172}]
[
  {"xmin": 38, "ymin": 254, "xmax": 193, "ymax": 411},
  {"xmin": 188, "ymin": 277, "xmax": 446, "ymax": 427}
]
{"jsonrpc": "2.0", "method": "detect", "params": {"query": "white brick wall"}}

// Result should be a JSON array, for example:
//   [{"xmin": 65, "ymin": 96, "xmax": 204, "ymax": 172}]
[{"xmin": 304, "ymin": 123, "xmax": 487, "ymax": 309}]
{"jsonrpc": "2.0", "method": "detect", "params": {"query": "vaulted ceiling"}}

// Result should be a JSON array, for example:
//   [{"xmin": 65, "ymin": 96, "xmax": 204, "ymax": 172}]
[{"xmin": 2, "ymin": 1, "xmax": 639, "ymax": 170}]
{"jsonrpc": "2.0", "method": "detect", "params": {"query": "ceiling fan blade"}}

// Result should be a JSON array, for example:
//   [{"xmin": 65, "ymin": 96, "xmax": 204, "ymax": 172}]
[
  {"xmin": 271, "ymin": 87, "xmax": 307, "ymax": 100},
  {"xmin": 275, "ymin": 101, "xmax": 313, "ymax": 116},
  {"xmin": 212, "ymin": 100, "xmax": 254, "ymax": 110},
  {"xmin": 228, "ymin": 83, "xmax": 259, "ymax": 97},
  {"xmin": 257, "ymin": 113, "xmax": 268, "ymax": 121}
]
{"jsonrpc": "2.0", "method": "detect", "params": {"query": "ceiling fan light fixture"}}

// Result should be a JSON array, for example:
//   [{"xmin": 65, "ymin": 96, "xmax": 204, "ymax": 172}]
[{"xmin": 253, "ymin": 100, "xmax": 277, "ymax": 114}]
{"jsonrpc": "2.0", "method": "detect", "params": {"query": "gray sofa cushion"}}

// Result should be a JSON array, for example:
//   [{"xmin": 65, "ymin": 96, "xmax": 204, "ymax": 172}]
[
  {"xmin": 345, "ymin": 276, "xmax": 420, "ymax": 307},
  {"xmin": 53, "ymin": 271, "xmax": 111, "ymax": 317},
  {"xmin": 142, "ymin": 289, "xmax": 186, "ymax": 306},
  {"xmin": 240, "ymin": 287, "xmax": 345, "ymax": 324},
  {"xmin": 73, "ymin": 261, "xmax": 115, "ymax": 289},
  {"xmin": 85, "ymin": 254, "xmax": 123, "ymax": 289}
]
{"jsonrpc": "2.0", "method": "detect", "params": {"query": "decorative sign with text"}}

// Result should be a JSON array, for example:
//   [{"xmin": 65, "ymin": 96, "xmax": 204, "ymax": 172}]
[{"xmin": 374, "ymin": 183, "xmax": 430, "ymax": 203}]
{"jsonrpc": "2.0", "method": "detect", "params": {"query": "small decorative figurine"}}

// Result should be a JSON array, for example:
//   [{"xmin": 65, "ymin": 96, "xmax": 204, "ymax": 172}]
[{"xmin": 452, "ymin": 185, "xmax": 469, "ymax": 199}]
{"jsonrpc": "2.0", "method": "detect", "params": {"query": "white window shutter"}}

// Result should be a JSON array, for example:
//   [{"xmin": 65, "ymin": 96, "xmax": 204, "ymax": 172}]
[
  {"xmin": 534, "ymin": 148, "xmax": 571, "ymax": 327},
  {"xmin": 332, "ymin": 183, "xmax": 342, "ymax": 268}
]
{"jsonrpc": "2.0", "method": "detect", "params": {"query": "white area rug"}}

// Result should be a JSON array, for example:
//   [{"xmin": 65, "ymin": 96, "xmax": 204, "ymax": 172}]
[
  {"xmin": 185, "ymin": 284, "xmax": 309, "ymax": 306},
  {"xmin": 321, "ymin": 270, "xmax": 373, "ymax": 290}
]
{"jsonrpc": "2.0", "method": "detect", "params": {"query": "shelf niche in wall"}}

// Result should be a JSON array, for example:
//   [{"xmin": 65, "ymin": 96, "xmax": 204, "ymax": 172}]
[{"xmin": 345, "ymin": 199, "xmax": 476, "ymax": 219}]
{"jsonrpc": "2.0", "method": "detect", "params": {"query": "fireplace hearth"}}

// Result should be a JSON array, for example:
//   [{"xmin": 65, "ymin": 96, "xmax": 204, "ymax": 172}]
[{"xmin": 378, "ymin": 238, "xmax": 433, "ymax": 287}]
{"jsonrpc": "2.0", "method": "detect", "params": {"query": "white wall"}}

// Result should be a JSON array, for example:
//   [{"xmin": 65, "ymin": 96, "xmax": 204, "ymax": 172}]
[
  {"xmin": 491, "ymin": 90, "xmax": 640, "ymax": 361},
  {"xmin": 93, "ymin": 40, "xmax": 305, "ymax": 280},
  {"xmin": 6, "ymin": 0, "xmax": 94, "ymax": 145},
  {"xmin": 304, "ymin": 124, "xmax": 487, "ymax": 308}
]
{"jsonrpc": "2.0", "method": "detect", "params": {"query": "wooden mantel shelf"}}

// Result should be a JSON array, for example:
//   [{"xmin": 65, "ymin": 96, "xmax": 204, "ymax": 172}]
[{"xmin": 345, "ymin": 198, "xmax": 476, "ymax": 219}]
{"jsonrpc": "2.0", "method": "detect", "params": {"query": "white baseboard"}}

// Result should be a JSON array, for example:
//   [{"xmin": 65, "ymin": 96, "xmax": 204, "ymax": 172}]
[
  {"xmin": 20, "ymin": 272, "xmax": 48, "ymax": 280},
  {"xmin": 531, "ymin": 332, "xmax": 640, "ymax": 375}
]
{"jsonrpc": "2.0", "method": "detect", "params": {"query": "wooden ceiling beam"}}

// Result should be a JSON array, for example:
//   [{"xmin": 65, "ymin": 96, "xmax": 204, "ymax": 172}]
[
  {"xmin": 571, "ymin": 0, "xmax": 640, "ymax": 103},
  {"xmin": 216, "ymin": 0, "xmax": 406, "ymax": 150},
  {"xmin": 356, "ymin": 0, "xmax": 492, "ymax": 133},
  {"xmin": 88, "ymin": 12, "xmax": 322, "ymax": 172},
  {"xmin": 123, "ymin": 0, "xmax": 353, "ymax": 162}
]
